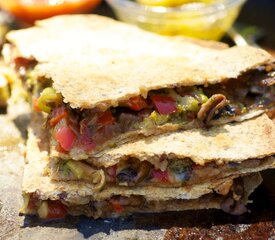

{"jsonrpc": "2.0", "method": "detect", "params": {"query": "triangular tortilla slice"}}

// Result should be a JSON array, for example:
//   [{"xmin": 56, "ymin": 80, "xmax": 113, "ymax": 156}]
[
  {"xmin": 5, "ymin": 15, "xmax": 273, "ymax": 110},
  {"xmin": 4, "ymin": 15, "xmax": 274, "ymax": 158},
  {"xmin": 87, "ymin": 114, "xmax": 275, "ymax": 166}
]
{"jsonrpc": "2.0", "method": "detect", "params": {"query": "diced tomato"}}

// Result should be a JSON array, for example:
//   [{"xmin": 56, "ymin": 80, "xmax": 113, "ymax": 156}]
[
  {"xmin": 46, "ymin": 201, "xmax": 67, "ymax": 219},
  {"xmin": 33, "ymin": 98, "xmax": 41, "ymax": 112},
  {"xmin": 97, "ymin": 111, "xmax": 115, "ymax": 125},
  {"xmin": 55, "ymin": 126, "xmax": 76, "ymax": 151},
  {"xmin": 151, "ymin": 95, "xmax": 177, "ymax": 115},
  {"xmin": 106, "ymin": 165, "xmax": 117, "ymax": 183},
  {"xmin": 78, "ymin": 133, "xmax": 96, "ymax": 151},
  {"xmin": 49, "ymin": 107, "xmax": 68, "ymax": 127},
  {"xmin": 152, "ymin": 169, "xmax": 169, "ymax": 182},
  {"xmin": 110, "ymin": 199, "xmax": 124, "ymax": 213},
  {"xmin": 56, "ymin": 143, "xmax": 68, "ymax": 154},
  {"xmin": 126, "ymin": 96, "xmax": 148, "ymax": 111}
]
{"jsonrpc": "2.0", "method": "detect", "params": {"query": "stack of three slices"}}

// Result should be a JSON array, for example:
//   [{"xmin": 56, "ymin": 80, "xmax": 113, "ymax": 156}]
[{"xmin": 4, "ymin": 15, "xmax": 275, "ymax": 219}]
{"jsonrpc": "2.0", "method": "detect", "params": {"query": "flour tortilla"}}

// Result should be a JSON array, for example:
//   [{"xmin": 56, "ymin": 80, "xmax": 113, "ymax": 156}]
[
  {"xmin": 67, "ymin": 173, "xmax": 262, "ymax": 218},
  {"xmin": 51, "ymin": 114, "xmax": 275, "ymax": 167},
  {"xmin": 5, "ymin": 14, "xmax": 273, "ymax": 110},
  {"xmin": 5, "ymin": 15, "xmax": 274, "ymax": 158},
  {"xmin": 47, "ymin": 107, "xmax": 270, "ymax": 160},
  {"xmin": 24, "ymin": 114, "xmax": 273, "ymax": 204},
  {"xmin": 23, "ymin": 119, "xmax": 262, "ymax": 216},
  {"xmin": 23, "ymin": 124, "xmax": 243, "ymax": 204}
]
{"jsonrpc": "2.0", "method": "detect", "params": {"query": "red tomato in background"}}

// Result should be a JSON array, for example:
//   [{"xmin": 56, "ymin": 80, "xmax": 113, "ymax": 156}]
[{"xmin": 0, "ymin": 0, "xmax": 102, "ymax": 24}]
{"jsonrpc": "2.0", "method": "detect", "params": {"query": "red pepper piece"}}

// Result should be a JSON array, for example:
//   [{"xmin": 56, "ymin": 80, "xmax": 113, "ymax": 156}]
[
  {"xmin": 55, "ymin": 126, "xmax": 76, "ymax": 151},
  {"xmin": 151, "ymin": 95, "xmax": 177, "ymax": 115},
  {"xmin": 110, "ymin": 199, "xmax": 124, "ymax": 213},
  {"xmin": 49, "ymin": 107, "xmax": 68, "ymax": 127},
  {"xmin": 126, "ymin": 96, "xmax": 148, "ymax": 111}
]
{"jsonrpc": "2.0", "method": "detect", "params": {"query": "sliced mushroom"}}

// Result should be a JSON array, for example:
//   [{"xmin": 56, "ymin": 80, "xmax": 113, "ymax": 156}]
[
  {"xmin": 197, "ymin": 94, "xmax": 228, "ymax": 125},
  {"xmin": 65, "ymin": 160, "xmax": 106, "ymax": 191},
  {"xmin": 92, "ymin": 169, "xmax": 106, "ymax": 191},
  {"xmin": 221, "ymin": 198, "xmax": 247, "ymax": 215}
]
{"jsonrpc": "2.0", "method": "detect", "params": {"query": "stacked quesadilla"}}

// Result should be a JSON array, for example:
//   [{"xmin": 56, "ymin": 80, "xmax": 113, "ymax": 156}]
[
  {"xmin": 3, "ymin": 15, "xmax": 275, "ymax": 219},
  {"xmin": 21, "ymin": 114, "xmax": 274, "ymax": 218}
]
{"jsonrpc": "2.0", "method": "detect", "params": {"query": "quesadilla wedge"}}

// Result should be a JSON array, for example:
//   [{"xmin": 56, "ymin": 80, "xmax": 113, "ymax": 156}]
[
  {"xmin": 47, "ymin": 114, "xmax": 274, "ymax": 190},
  {"xmin": 3, "ymin": 15, "xmax": 275, "ymax": 159},
  {"xmin": 22, "ymin": 121, "xmax": 263, "ymax": 218}
]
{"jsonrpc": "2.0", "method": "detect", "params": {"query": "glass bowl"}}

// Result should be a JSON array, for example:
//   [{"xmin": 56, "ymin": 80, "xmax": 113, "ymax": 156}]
[
  {"xmin": 106, "ymin": 0, "xmax": 246, "ymax": 40},
  {"xmin": 0, "ymin": 0, "xmax": 102, "ymax": 24}
]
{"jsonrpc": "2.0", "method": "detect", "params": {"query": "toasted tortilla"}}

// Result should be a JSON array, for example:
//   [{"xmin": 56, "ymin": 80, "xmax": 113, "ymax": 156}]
[
  {"xmin": 26, "ymin": 114, "xmax": 274, "ymax": 197},
  {"xmin": 23, "ymin": 119, "xmax": 263, "ymax": 219},
  {"xmin": 67, "ymin": 172, "xmax": 262, "ymax": 218},
  {"xmin": 24, "ymin": 124, "xmax": 246, "ymax": 204},
  {"xmin": 5, "ymin": 15, "xmax": 273, "ymax": 110},
  {"xmin": 48, "ymin": 108, "xmax": 269, "ymax": 160},
  {"xmin": 52, "ymin": 114, "xmax": 275, "ymax": 167}
]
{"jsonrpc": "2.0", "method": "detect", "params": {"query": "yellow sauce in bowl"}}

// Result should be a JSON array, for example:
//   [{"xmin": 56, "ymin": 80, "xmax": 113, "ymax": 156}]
[
  {"xmin": 108, "ymin": 0, "xmax": 245, "ymax": 40},
  {"xmin": 137, "ymin": 0, "xmax": 215, "ymax": 7}
]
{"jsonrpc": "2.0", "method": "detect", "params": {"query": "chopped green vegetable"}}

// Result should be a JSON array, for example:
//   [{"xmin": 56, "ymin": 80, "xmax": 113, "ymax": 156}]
[
  {"xmin": 178, "ymin": 96, "xmax": 200, "ymax": 112},
  {"xmin": 199, "ymin": 93, "xmax": 208, "ymax": 104},
  {"xmin": 149, "ymin": 110, "xmax": 170, "ymax": 124},
  {"xmin": 139, "ymin": 110, "xmax": 170, "ymax": 128},
  {"xmin": 193, "ymin": 87, "xmax": 208, "ymax": 103},
  {"xmin": 60, "ymin": 161, "xmax": 72, "ymax": 177},
  {"xmin": 139, "ymin": 117, "xmax": 155, "ymax": 129},
  {"xmin": 37, "ymin": 87, "xmax": 62, "ymax": 113},
  {"xmin": 66, "ymin": 160, "xmax": 85, "ymax": 179}
]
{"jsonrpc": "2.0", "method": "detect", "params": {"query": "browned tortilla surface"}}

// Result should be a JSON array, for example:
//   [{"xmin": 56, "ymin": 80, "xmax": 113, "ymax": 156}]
[{"xmin": 5, "ymin": 15, "xmax": 273, "ymax": 110}]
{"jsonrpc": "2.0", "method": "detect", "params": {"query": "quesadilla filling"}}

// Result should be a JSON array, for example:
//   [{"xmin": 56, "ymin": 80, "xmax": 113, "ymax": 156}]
[
  {"xmin": 21, "ymin": 177, "xmax": 248, "ymax": 219},
  {"xmin": 49, "ymin": 156, "xmax": 273, "ymax": 190},
  {"xmin": 11, "ymin": 57, "xmax": 275, "ymax": 155}
]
